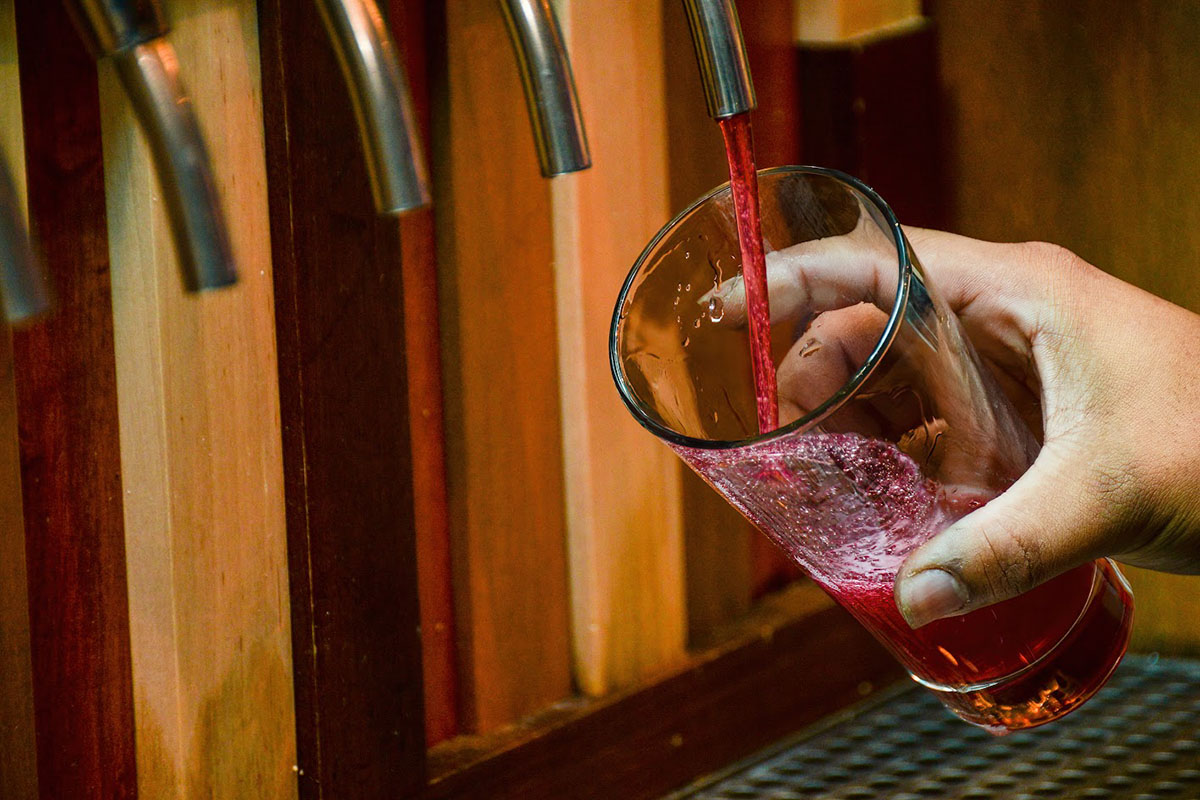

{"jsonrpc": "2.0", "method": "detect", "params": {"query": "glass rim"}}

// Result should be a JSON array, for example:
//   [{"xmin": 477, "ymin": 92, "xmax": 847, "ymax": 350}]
[{"xmin": 608, "ymin": 165, "xmax": 913, "ymax": 451}]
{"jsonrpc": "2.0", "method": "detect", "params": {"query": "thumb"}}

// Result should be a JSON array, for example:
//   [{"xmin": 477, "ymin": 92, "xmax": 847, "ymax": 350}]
[{"xmin": 894, "ymin": 442, "xmax": 1116, "ymax": 629}]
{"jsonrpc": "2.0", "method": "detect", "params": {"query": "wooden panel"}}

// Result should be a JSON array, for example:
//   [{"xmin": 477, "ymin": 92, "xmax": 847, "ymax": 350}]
[
  {"xmin": 435, "ymin": 2, "xmax": 573, "ymax": 730},
  {"xmin": 0, "ymin": 2, "xmax": 36, "ymax": 795},
  {"xmin": 98, "ymin": 2, "xmax": 298, "ymax": 797},
  {"xmin": 389, "ymin": 0, "xmax": 460, "ymax": 747},
  {"xmin": 740, "ymin": 0, "xmax": 802, "ymax": 171},
  {"xmin": 13, "ymin": 2, "xmax": 137, "ymax": 796},
  {"xmin": 552, "ymin": 0, "xmax": 686, "ymax": 698},
  {"xmin": 258, "ymin": 0, "xmax": 426, "ymax": 796},
  {"xmin": 928, "ymin": 0, "xmax": 1200, "ymax": 650},
  {"xmin": 797, "ymin": 20, "xmax": 946, "ymax": 228},
  {"xmin": 427, "ymin": 585, "xmax": 902, "ymax": 800}
]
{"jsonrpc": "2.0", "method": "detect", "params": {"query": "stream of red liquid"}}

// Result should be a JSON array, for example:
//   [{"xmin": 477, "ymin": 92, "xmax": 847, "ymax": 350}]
[{"xmin": 719, "ymin": 112, "xmax": 778, "ymax": 434}]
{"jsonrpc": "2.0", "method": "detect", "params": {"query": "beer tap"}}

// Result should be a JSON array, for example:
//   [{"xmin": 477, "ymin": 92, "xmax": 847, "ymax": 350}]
[
  {"xmin": 316, "ymin": 0, "xmax": 431, "ymax": 214},
  {"xmin": 0, "ymin": 154, "xmax": 50, "ymax": 323},
  {"xmin": 66, "ymin": 0, "xmax": 237, "ymax": 291},
  {"xmin": 499, "ymin": 0, "xmax": 590, "ymax": 177}
]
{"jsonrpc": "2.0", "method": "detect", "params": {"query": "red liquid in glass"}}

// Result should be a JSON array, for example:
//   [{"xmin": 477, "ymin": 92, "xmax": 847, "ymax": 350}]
[
  {"xmin": 719, "ymin": 112, "xmax": 778, "ymax": 433},
  {"xmin": 675, "ymin": 433, "xmax": 1133, "ymax": 732}
]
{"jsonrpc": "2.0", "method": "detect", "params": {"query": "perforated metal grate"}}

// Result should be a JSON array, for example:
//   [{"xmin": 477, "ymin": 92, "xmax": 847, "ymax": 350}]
[{"xmin": 669, "ymin": 656, "xmax": 1200, "ymax": 799}]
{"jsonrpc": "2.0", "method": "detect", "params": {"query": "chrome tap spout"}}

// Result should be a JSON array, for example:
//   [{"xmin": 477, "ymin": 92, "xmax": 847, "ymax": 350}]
[
  {"xmin": 681, "ymin": 0, "xmax": 756, "ymax": 119},
  {"xmin": 316, "ymin": 0, "xmax": 431, "ymax": 214},
  {"xmin": 499, "ymin": 0, "xmax": 590, "ymax": 177},
  {"xmin": 67, "ymin": 0, "xmax": 237, "ymax": 291},
  {"xmin": 0, "ymin": 154, "xmax": 50, "ymax": 323}
]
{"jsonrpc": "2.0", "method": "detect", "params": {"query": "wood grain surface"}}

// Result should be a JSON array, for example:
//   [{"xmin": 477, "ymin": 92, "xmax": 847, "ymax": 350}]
[
  {"xmin": 99, "ymin": 1, "xmax": 298, "ymax": 797},
  {"xmin": 927, "ymin": 0, "xmax": 1200, "ymax": 652},
  {"xmin": 13, "ymin": 2, "xmax": 136, "ymax": 795},
  {"xmin": 389, "ymin": 0, "xmax": 461, "ymax": 747},
  {"xmin": 552, "ymin": 0, "xmax": 687, "ymax": 698},
  {"xmin": 434, "ymin": 1, "xmax": 573, "ymax": 732},
  {"xmin": 259, "ymin": 0, "xmax": 426, "ymax": 795},
  {"xmin": 0, "ymin": 4, "xmax": 37, "ymax": 794}
]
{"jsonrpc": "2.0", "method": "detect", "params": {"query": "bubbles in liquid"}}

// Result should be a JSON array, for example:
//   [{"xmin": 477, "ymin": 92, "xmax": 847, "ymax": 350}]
[
  {"xmin": 682, "ymin": 336, "xmax": 690, "ymax": 347},
  {"xmin": 692, "ymin": 318, "xmax": 701, "ymax": 329},
  {"xmin": 707, "ymin": 296, "xmax": 725, "ymax": 322}
]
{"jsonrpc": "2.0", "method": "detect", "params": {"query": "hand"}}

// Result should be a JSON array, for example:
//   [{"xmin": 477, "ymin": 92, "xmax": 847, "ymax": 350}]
[{"xmin": 716, "ymin": 226, "xmax": 1200, "ymax": 627}]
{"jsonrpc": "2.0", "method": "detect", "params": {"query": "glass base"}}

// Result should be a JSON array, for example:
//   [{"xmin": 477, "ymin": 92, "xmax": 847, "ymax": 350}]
[{"xmin": 922, "ymin": 559, "xmax": 1134, "ymax": 734}]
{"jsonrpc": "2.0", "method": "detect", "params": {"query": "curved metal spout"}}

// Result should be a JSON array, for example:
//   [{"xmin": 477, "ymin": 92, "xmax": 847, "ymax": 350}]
[
  {"xmin": 0, "ymin": 155, "xmax": 50, "ymax": 323},
  {"xmin": 67, "ymin": 0, "xmax": 237, "ymax": 291},
  {"xmin": 499, "ymin": 0, "xmax": 590, "ymax": 177},
  {"xmin": 316, "ymin": 0, "xmax": 431, "ymax": 214},
  {"xmin": 681, "ymin": 0, "xmax": 756, "ymax": 119}
]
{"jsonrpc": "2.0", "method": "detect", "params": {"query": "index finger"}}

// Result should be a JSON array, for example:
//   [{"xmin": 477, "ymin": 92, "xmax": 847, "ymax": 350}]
[{"xmin": 706, "ymin": 219, "xmax": 1028, "ymax": 330}]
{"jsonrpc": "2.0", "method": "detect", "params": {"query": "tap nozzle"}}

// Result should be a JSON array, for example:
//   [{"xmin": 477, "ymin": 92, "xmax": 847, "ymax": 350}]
[
  {"xmin": 316, "ymin": 0, "xmax": 431, "ymax": 214},
  {"xmin": 499, "ymin": 0, "xmax": 590, "ymax": 177},
  {"xmin": 0, "ymin": 155, "xmax": 50, "ymax": 323},
  {"xmin": 681, "ymin": 0, "xmax": 756, "ymax": 119},
  {"xmin": 67, "ymin": 0, "xmax": 237, "ymax": 291}
]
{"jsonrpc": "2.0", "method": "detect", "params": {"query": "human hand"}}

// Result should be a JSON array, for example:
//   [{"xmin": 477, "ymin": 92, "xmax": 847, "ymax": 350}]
[{"xmin": 715, "ymin": 225, "xmax": 1200, "ymax": 628}]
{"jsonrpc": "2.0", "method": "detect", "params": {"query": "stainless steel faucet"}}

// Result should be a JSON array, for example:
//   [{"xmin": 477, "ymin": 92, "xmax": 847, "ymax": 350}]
[
  {"xmin": 316, "ymin": 0, "xmax": 431, "ymax": 214},
  {"xmin": 66, "ymin": 0, "xmax": 237, "ymax": 291},
  {"xmin": 681, "ymin": 0, "xmax": 756, "ymax": 119},
  {"xmin": 499, "ymin": 0, "xmax": 590, "ymax": 177},
  {"xmin": 0, "ymin": 154, "xmax": 50, "ymax": 323}
]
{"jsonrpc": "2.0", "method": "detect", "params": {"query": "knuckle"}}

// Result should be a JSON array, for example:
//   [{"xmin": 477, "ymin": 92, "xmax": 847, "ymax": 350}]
[
  {"xmin": 970, "ymin": 515, "xmax": 1046, "ymax": 602},
  {"xmin": 1019, "ymin": 240, "xmax": 1085, "ymax": 273}
]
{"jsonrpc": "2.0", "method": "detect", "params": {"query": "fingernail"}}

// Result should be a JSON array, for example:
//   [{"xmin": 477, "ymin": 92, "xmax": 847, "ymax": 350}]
[{"xmin": 896, "ymin": 568, "xmax": 968, "ymax": 629}]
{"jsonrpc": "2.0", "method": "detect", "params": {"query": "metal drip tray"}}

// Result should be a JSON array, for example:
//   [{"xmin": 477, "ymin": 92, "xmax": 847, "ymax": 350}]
[{"xmin": 669, "ymin": 655, "xmax": 1200, "ymax": 799}]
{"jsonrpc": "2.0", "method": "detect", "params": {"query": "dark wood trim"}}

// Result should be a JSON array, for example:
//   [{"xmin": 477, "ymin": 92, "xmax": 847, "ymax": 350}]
[
  {"xmin": 389, "ymin": 0, "xmax": 461, "ymax": 747},
  {"xmin": 258, "ymin": 1, "xmax": 426, "ymax": 797},
  {"xmin": 427, "ymin": 587, "xmax": 902, "ymax": 800},
  {"xmin": 12, "ymin": 2, "xmax": 137, "ymax": 797},
  {"xmin": 797, "ymin": 18, "xmax": 947, "ymax": 229}
]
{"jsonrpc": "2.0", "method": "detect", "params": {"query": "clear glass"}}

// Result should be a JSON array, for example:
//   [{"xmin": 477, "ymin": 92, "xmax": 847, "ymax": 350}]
[{"xmin": 609, "ymin": 166, "xmax": 1133, "ymax": 732}]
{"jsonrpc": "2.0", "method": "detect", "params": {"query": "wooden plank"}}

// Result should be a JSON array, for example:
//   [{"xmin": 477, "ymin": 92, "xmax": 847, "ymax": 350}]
[
  {"xmin": 926, "ymin": 0, "xmax": 1200, "ymax": 651},
  {"xmin": 435, "ymin": 1, "xmax": 573, "ymax": 730},
  {"xmin": 796, "ymin": 18, "xmax": 945, "ymax": 229},
  {"xmin": 427, "ymin": 584, "xmax": 902, "ymax": 800},
  {"xmin": 0, "ymin": 2, "xmax": 37, "ymax": 795},
  {"xmin": 12, "ymin": 2, "xmax": 137, "ymax": 796},
  {"xmin": 551, "ymin": 0, "xmax": 687, "ymax": 698},
  {"xmin": 258, "ymin": 0, "xmax": 426, "ymax": 795},
  {"xmin": 388, "ymin": 0, "xmax": 460, "ymax": 747},
  {"xmin": 97, "ymin": 1, "xmax": 298, "ymax": 797}
]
